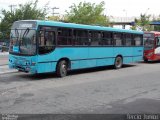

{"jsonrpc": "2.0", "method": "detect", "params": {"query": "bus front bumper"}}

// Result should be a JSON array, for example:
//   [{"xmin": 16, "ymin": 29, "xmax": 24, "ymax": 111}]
[{"xmin": 9, "ymin": 64, "xmax": 37, "ymax": 74}]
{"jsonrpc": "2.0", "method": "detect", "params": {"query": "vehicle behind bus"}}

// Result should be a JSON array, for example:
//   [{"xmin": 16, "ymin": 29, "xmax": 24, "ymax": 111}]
[{"xmin": 143, "ymin": 31, "xmax": 160, "ymax": 62}]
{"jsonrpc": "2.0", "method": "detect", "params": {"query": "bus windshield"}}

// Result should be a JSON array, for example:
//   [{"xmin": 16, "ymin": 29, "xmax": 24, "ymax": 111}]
[
  {"xmin": 10, "ymin": 29, "xmax": 36, "ymax": 55},
  {"xmin": 143, "ymin": 33, "xmax": 154, "ymax": 50}
]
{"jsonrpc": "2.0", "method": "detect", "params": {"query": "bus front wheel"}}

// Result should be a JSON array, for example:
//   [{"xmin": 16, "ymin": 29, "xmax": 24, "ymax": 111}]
[
  {"xmin": 56, "ymin": 60, "xmax": 68, "ymax": 77},
  {"xmin": 114, "ymin": 56, "xmax": 123, "ymax": 69}
]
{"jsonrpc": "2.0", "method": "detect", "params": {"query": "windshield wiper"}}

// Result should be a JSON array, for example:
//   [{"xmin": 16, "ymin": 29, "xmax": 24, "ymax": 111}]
[
  {"xmin": 15, "ymin": 28, "xmax": 19, "ymax": 43},
  {"xmin": 19, "ymin": 28, "xmax": 30, "ymax": 49},
  {"xmin": 14, "ymin": 28, "xmax": 21, "ymax": 52},
  {"xmin": 22, "ymin": 28, "xmax": 30, "ymax": 38}
]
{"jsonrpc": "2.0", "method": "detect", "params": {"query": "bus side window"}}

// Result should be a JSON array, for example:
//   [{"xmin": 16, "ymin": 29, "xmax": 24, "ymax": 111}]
[
  {"xmin": 73, "ymin": 30, "xmax": 88, "ymax": 46},
  {"xmin": 134, "ymin": 35, "xmax": 143, "ymax": 46},
  {"xmin": 57, "ymin": 28, "xmax": 72, "ymax": 45},
  {"xmin": 39, "ymin": 31, "xmax": 45, "ymax": 46},
  {"xmin": 38, "ymin": 29, "xmax": 55, "ymax": 54},
  {"xmin": 90, "ymin": 31, "xmax": 99, "ymax": 46},
  {"xmin": 101, "ymin": 32, "xmax": 112, "ymax": 46},
  {"xmin": 45, "ymin": 31, "xmax": 55, "ymax": 46},
  {"xmin": 125, "ymin": 34, "xmax": 132, "ymax": 46},
  {"xmin": 156, "ymin": 37, "xmax": 160, "ymax": 47},
  {"xmin": 114, "ymin": 33, "xmax": 123, "ymax": 46}
]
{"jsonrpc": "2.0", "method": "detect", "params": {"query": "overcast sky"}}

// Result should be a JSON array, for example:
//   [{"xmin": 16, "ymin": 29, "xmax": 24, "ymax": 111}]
[{"xmin": 0, "ymin": 0, "xmax": 160, "ymax": 17}]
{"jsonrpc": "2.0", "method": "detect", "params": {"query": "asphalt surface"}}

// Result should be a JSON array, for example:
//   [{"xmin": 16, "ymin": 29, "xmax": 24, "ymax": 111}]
[
  {"xmin": 0, "ymin": 53, "xmax": 8, "ymax": 66},
  {"xmin": 0, "ymin": 61, "xmax": 160, "ymax": 116},
  {"xmin": 0, "ymin": 53, "xmax": 17, "ymax": 74}
]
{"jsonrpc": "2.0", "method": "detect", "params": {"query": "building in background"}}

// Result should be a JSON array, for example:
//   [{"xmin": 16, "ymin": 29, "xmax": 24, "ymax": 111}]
[{"xmin": 109, "ymin": 16, "xmax": 136, "ymax": 29}]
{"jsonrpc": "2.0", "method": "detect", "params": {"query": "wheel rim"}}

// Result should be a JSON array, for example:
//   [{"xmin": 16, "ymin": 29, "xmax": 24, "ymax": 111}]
[
  {"xmin": 115, "ymin": 57, "xmax": 122, "ymax": 68},
  {"xmin": 61, "ymin": 63, "xmax": 67, "ymax": 76}
]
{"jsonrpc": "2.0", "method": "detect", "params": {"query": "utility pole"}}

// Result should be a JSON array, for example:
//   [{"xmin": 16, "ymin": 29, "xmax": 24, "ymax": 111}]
[
  {"xmin": 145, "ymin": 8, "xmax": 150, "ymax": 15},
  {"xmin": 52, "ymin": 7, "xmax": 59, "ymax": 16},
  {"xmin": 123, "ymin": 9, "xmax": 127, "ymax": 17},
  {"xmin": 8, "ymin": 4, "xmax": 17, "ymax": 13}
]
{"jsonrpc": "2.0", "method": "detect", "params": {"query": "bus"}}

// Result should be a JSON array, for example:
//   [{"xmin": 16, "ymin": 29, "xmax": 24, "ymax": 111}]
[
  {"xmin": 143, "ymin": 31, "xmax": 160, "ymax": 62},
  {"xmin": 9, "ymin": 20, "xmax": 143, "ymax": 77}
]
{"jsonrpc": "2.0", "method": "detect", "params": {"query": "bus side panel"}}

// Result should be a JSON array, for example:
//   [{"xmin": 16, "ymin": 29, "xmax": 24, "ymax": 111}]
[
  {"xmin": 55, "ymin": 47, "xmax": 89, "ymax": 70},
  {"xmin": 78, "ymin": 60, "xmax": 94, "ymax": 69},
  {"xmin": 37, "ymin": 52, "xmax": 57, "ymax": 73},
  {"xmin": 96, "ymin": 58, "xmax": 114, "ymax": 66},
  {"xmin": 37, "ymin": 62, "xmax": 57, "ymax": 73},
  {"xmin": 113, "ymin": 47, "xmax": 133, "ymax": 63},
  {"xmin": 133, "ymin": 47, "xmax": 143, "ymax": 62},
  {"xmin": 89, "ymin": 47, "xmax": 114, "ymax": 66}
]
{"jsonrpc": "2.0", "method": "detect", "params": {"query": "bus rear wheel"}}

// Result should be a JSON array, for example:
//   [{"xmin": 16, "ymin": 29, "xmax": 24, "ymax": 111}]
[
  {"xmin": 56, "ymin": 60, "xmax": 68, "ymax": 77},
  {"xmin": 114, "ymin": 56, "xmax": 123, "ymax": 69}
]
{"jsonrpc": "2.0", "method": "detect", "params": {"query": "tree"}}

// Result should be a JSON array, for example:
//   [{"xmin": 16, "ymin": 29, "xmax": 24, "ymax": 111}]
[
  {"xmin": 65, "ymin": 1, "xmax": 109, "ymax": 26},
  {"xmin": 132, "ymin": 14, "xmax": 151, "ymax": 31},
  {"xmin": 0, "ymin": 0, "xmax": 48, "ymax": 38},
  {"xmin": 47, "ymin": 16, "xmax": 61, "ymax": 21}
]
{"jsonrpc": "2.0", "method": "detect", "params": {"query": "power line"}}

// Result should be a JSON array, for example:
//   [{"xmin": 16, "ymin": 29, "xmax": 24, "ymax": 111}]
[
  {"xmin": 8, "ymin": 4, "xmax": 17, "ymax": 13},
  {"xmin": 52, "ymin": 7, "xmax": 59, "ymax": 16}
]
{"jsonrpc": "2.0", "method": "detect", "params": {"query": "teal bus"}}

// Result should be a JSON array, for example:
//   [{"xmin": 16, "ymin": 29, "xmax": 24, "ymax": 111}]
[{"xmin": 9, "ymin": 20, "xmax": 143, "ymax": 77}]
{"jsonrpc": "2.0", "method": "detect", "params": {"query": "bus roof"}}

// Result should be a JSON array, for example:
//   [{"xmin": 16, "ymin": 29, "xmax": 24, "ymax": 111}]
[{"xmin": 17, "ymin": 20, "xmax": 143, "ymax": 34}]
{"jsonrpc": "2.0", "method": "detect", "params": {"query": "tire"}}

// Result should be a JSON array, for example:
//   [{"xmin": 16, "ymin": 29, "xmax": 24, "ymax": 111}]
[
  {"xmin": 56, "ymin": 60, "xmax": 68, "ymax": 77},
  {"xmin": 114, "ymin": 56, "xmax": 123, "ymax": 69},
  {"xmin": 144, "ymin": 58, "xmax": 148, "ymax": 62}
]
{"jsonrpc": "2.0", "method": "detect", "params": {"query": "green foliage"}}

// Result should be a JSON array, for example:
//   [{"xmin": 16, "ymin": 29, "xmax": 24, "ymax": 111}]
[
  {"xmin": 0, "ymin": 0, "xmax": 47, "ymax": 38},
  {"xmin": 47, "ymin": 16, "xmax": 61, "ymax": 21},
  {"xmin": 0, "ymin": 32, "xmax": 3, "ymax": 41},
  {"xmin": 65, "ymin": 1, "xmax": 109, "ymax": 26},
  {"xmin": 134, "ymin": 14, "xmax": 151, "ymax": 31},
  {"xmin": 130, "ymin": 26, "xmax": 137, "ymax": 30}
]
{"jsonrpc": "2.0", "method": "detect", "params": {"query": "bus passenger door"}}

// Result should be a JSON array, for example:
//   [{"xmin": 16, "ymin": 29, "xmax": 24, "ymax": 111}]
[{"xmin": 37, "ymin": 27, "xmax": 57, "ymax": 73}]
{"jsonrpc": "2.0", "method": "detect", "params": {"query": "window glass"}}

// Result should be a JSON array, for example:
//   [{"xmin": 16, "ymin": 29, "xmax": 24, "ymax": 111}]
[
  {"xmin": 10, "ymin": 29, "xmax": 36, "ymax": 55},
  {"xmin": 57, "ymin": 28, "xmax": 72, "ymax": 45},
  {"xmin": 143, "ymin": 33, "xmax": 154, "ymax": 50},
  {"xmin": 125, "ymin": 34, "xmax": 132, "ymax": 46},
  {"xmin": 134, "ymin": 35, "xmax": 143, "ymax": 46},
  {"xmin": 156, "ymin": 37, "xmax": 160, "ymax": 47},
  {"xmin": 114, "ymin": 33, "xmax": 123, "ymax": 46},
  {"xmin": 89, "ymin": 31, "xmax": 100, "ymax": 46},
  {"xmin": 38, "ymin": 28, "xmax": 55, "ymax": 54},
  {"xmin": 73, "ymin": 30, "xmax": 88, "ymax": 45},
  {"xmin": 100, "ymin": 32, "xmax": 113, "ymax": 45}
]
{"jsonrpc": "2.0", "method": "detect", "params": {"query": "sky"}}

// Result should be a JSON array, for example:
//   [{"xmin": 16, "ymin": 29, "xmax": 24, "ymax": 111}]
[{"xmin": 0, "ymin": 0, "xmax": 160, "ymax": 18}]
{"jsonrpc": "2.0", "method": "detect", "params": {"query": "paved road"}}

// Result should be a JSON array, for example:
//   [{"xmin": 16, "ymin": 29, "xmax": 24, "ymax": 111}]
[
  {"xmin": 0, "ymin": 62, "xmax": 160, "ymax": 115},
  {"xmin": 0, "ymin": 53, "xmax": 9, "ymax": 66},
  {"xmin": 0, "ymin": 53, "xmax": 17, "ymax": 74}
]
